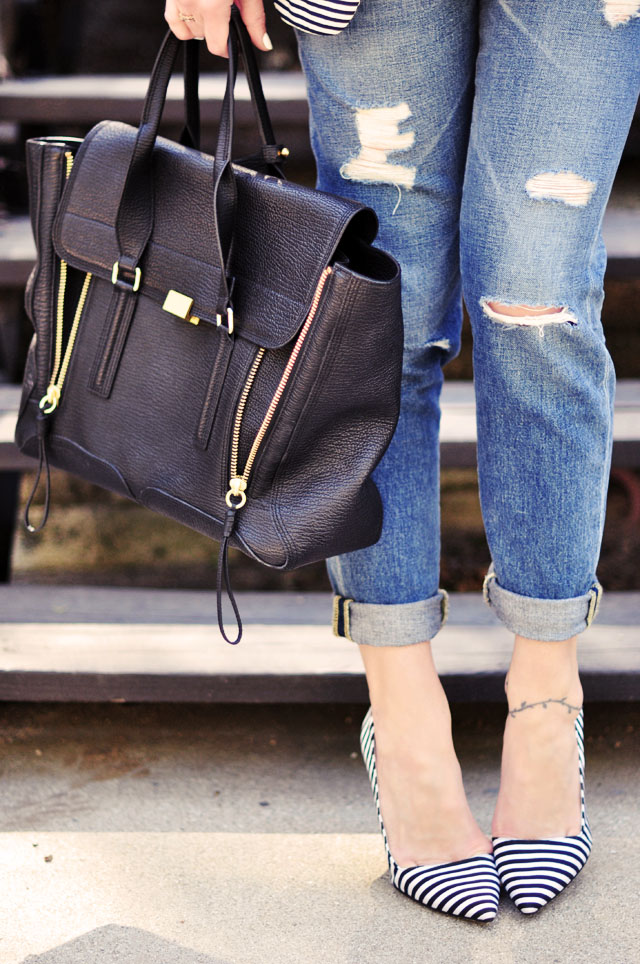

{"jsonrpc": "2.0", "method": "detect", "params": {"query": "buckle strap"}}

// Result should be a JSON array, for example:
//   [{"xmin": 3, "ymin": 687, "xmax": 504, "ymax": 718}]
[{"xmin": 111, "ymin": 260, "xmax": 142, "ymax": 292}]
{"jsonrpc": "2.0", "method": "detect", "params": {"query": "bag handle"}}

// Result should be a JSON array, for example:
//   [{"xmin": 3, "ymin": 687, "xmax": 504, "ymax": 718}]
[
  {"xmin": 181, "ymin": 15, "xmax": 281, "ymax": 156},
  {"xmin": 180, "ymin": 39, "xmax": 201, "ymax": 150},
  {"xmin": 113, "ymin": 6, "xmax": 284, "ymax": 319}
]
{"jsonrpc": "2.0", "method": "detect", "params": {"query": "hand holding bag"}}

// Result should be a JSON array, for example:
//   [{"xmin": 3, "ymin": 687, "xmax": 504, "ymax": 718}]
[{"xmin": 15, "ymin": 7, "xmax": 404, "ymax": 643}]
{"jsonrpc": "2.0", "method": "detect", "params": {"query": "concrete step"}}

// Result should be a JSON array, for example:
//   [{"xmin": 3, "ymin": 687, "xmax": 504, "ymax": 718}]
[
  {"xmin": 0, "ymin": 702, "xmax": 638, "ymax": 963},
  {"xmin": 0, "ymin": 829, "xmax": 636, "ymax": 963},
  {"xmin": 0, "ymin": 586, "xmax": 638, "ymax": 702}
]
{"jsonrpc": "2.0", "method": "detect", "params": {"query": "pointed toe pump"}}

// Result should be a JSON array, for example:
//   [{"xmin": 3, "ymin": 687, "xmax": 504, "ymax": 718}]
[
  {"xmin": 360, "ymin": 708, "xmax": 500, "ymax": 922},
  {"xmin": 492, "ymin": 708, "xmax": 592, "ymax": 915}
]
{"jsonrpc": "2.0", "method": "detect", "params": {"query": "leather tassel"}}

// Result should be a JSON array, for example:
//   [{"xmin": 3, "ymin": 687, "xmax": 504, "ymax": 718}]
[
  {"xmin": 216, "ymin": 507, "xmax": 243, "ymax": 644},
  {"xmin": 24, "ymin": 412, "xmax": 52, "ymax": 533}
]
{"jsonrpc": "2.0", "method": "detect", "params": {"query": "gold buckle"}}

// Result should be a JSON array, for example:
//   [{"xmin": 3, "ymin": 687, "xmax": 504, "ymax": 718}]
[
  {"xmin": 163, "ymin": 289, "xmax": 200, "ymax": 325},
  {"xmin": 112, "ymin": 261, "xmax": 141, "ymax": 292},
  {"xmin": 216, "ymin": 306, "xmax": 234, "ymax": 335}
]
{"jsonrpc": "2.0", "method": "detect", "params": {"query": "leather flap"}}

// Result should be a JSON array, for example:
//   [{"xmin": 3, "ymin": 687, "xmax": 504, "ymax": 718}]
[{"xmin": 52, "ymin": 120, "xmax": 378, "ymax": 348}]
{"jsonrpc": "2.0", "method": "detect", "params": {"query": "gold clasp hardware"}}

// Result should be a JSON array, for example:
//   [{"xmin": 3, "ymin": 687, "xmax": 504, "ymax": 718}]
[
  {"xmin": 216, "ymin": 306, "xmax": 234, "ymax": 335},
  {"xmin": 225, "ymin": 476, "xmax": 247, "ymax": 509},
  {"xmin": 163, "ymin": 289, "xmax": 200, "ymax": 326},
  {"xmin": 112, "ymin": 261, "xmax": 142, "ymax": 292}
]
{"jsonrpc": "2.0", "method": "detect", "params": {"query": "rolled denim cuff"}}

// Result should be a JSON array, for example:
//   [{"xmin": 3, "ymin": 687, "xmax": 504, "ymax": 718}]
[
  {"xmin": 482, "ymin": 565, "xmax": 603, "ymax": 641},
  {"xmin": 332, "ymin": 589, "xmax": 449, "ymax": 645}
]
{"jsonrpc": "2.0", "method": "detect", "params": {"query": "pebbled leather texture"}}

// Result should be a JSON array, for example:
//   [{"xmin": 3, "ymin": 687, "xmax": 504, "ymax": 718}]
[
  {"xmin": 52, "ymin": 120, "xmax": 377, "ymax": 349},
  {"xmin": 15, "ymin": 10, "xmax": 404, "ymax": 579}
]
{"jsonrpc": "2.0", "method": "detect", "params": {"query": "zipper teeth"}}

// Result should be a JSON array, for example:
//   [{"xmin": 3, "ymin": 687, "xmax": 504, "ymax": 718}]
[
  {"xmin": 229, "ymin": 348, "xmax": 266, "ymax": 481},
  {"xmin": 40, "ymin": 150, "xmax": 94, "ymax": 414},
  {"xmin": 56, "ymin": 272, "xmax": 92, "ymax": 393},
  {"xmin": 237, "ymin": 265, "xmax": 332, "ymax": 487},
  {"xmin": 49, "ymin": 258, "xmax": 67, "ymax": 388},
  {"xmin": 48, "ymin": 152, "xmax": 75, "ymax": 388}
]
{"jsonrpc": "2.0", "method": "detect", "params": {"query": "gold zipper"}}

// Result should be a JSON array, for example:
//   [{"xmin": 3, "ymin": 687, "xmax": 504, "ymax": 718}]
[
  {"xmin": 226, "ymin": 265, "xmax": 332, "ymax": 509},
  {"xmin": 39, "ymin": 151, "xmax": 93, "ymax": 414}
]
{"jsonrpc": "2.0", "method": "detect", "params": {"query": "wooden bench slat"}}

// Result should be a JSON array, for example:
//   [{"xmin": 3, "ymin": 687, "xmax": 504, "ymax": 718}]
[{"xmin": 0, "ymin": 588, "xmax": 637, "ymax": 702}]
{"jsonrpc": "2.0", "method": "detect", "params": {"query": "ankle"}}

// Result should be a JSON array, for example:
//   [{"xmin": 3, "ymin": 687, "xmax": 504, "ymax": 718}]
[
  {"xmin": 505, "ymin": 635, "xmax": 582, "ymax": 707},
  {"xmin": 370, "ymin": 695, "xmax": 455, "ymax": 763},
  {"xmin": 360, "ymin": 639, "xmax": 453, "ymax": 728}
]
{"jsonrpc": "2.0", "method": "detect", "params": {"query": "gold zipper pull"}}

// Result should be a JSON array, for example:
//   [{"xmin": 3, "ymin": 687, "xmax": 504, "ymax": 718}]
[
  {"xmin": 38, "ymin": 385, "xmax": 61, "ymax": 414},
  {"xmin": 225, "ymin": 476, "xmax": 247, "ymax": 509}
]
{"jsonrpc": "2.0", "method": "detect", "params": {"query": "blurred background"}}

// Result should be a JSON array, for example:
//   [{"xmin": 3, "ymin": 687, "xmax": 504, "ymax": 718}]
[{"xmin": 1, "ymin": 13, "xmax": 637, "ymax": 956}]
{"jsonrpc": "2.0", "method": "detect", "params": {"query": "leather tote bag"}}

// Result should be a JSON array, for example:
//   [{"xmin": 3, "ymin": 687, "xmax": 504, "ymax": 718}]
[{"xmin": 15, "ymin": 6, "xmax": 404, "ymax": 643}]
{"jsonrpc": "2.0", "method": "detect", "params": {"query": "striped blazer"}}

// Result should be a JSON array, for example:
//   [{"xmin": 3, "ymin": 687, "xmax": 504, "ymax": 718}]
[{"xmin": 274, "ymin": 0, "xmax": 361, "ymax": 35}]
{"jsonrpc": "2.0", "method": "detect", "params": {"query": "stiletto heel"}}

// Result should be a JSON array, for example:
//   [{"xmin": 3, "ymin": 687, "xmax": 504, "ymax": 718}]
[
  {"xmin": 492, "ymin": 708, "xmax": 592, "ymax": 914},
  {"xmin": 360, "ymin": 707, "xmax": 500, "ymax": 921}
]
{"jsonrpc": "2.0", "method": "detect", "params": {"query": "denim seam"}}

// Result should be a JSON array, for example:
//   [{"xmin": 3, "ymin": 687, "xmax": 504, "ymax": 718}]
[
  {"xmin": 332, "ymin": 594, "xmax": 355, "ymax": 640},
  {"xmin": 585, "ymin": 581, "xmax": 603, "ymax": 627},
  {"xmin": 344, "ymin": 597, "xmax": 353, "ymax": 640},
  {"xmin": 440, "ymin": 587, "xmax": 450, "ymax": 627}
]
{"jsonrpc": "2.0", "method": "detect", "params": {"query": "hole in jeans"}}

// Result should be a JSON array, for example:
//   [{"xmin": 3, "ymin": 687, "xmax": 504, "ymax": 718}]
[
  {"xmin": 601, "ymin": 0, "xmax": 640, "ymax": 26},
  {"xmin": 525, "ymin": 171, "xmax": 596, "ymax": 207},
  {"xmin": 340, "ymin": 103, "xmax": 417, "ymax": 206},
  {"xmin": 480, "ymin": 298, "xmax": 578, "ymax": 336}
]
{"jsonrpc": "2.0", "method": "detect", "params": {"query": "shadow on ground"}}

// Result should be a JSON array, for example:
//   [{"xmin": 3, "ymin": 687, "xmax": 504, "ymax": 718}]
[{"xmin": 20, "ymin": 925, "xmax": 230, "ymax": 964}]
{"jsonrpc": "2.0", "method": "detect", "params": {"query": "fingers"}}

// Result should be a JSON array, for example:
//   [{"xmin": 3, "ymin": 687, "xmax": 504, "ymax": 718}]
[
  {"xmin": 164, "ymin": 0, "xmax": 272, "ymax": 58},
  {"xmin": 235, "ymin": 0, "xmax": 272, "ymax": 51},
  {"xmin": 164, "ymin": 0, "xmax": 199, "ymax": 40},
  {"xmin": 198, "ymin": 0, "xmax": 235, "ymax": 58}
]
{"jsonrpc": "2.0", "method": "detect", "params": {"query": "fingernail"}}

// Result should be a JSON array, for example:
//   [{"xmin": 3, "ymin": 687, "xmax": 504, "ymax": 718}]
[{"xmin": 262, "ymin": 32, "xmax": 273, "ymax": 50}]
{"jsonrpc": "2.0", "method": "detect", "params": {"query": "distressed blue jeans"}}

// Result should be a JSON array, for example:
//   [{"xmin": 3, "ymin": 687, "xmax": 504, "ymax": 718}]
[{"xmin": 294, "ymin": 0, "xmax": 640, "ymax": 645}]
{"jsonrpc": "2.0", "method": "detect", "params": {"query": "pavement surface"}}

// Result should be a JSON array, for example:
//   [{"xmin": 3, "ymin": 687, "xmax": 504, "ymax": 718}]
[{"xmin": 0, "ymin": 702, "xmax": 638, "ymax": 964}]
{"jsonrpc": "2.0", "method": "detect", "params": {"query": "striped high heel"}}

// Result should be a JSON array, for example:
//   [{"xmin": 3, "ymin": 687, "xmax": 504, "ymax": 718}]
[
  {"xmin": 492, "ymin": 708, "xmax": 592, "ymax": 914},
  {"xmin": 360, "ymin": 707, "xmax": 500, "ymax": 922}
]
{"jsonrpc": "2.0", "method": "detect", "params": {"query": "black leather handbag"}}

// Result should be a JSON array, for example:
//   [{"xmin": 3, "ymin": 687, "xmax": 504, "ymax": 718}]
[{"xmin": 15, "ymin": 7, "xmax": 403, "ymax": 643}]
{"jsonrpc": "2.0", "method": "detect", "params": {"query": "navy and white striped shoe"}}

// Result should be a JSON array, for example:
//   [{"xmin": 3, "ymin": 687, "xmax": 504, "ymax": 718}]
[
  {"xmin": 360, "ymin": 708, "xmax": 500, "ymax": 922},
  {"xmin": 492, "ymin": 708, "xmax": 592, "ymax": 915}
]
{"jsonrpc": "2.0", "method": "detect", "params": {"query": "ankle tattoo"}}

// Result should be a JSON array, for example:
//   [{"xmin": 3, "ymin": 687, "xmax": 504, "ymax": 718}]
[{"xmin": 508, "ymin": 696, "xmax": 583, "ymax": 718}]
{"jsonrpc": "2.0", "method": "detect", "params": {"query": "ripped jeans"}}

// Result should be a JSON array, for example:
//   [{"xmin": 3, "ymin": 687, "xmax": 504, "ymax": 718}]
[{"xmin": 294, "ymin": 0, "xmax": 640, "ymax": 645}]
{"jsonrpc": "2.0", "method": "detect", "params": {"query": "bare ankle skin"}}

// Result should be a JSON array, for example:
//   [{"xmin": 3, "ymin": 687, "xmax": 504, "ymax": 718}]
[
  {"xmin": 492, "ymin": 634, "xmax": 584, "ymax": 839},
  {"xmin": 359, "ymin": 640, "xmax": 492, "ymax": 866}
]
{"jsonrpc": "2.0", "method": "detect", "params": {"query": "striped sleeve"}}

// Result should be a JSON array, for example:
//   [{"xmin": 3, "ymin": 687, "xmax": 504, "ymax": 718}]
[{"xmin": 273, "ymin": 0, "xmax": 362, "ymax": 35}]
